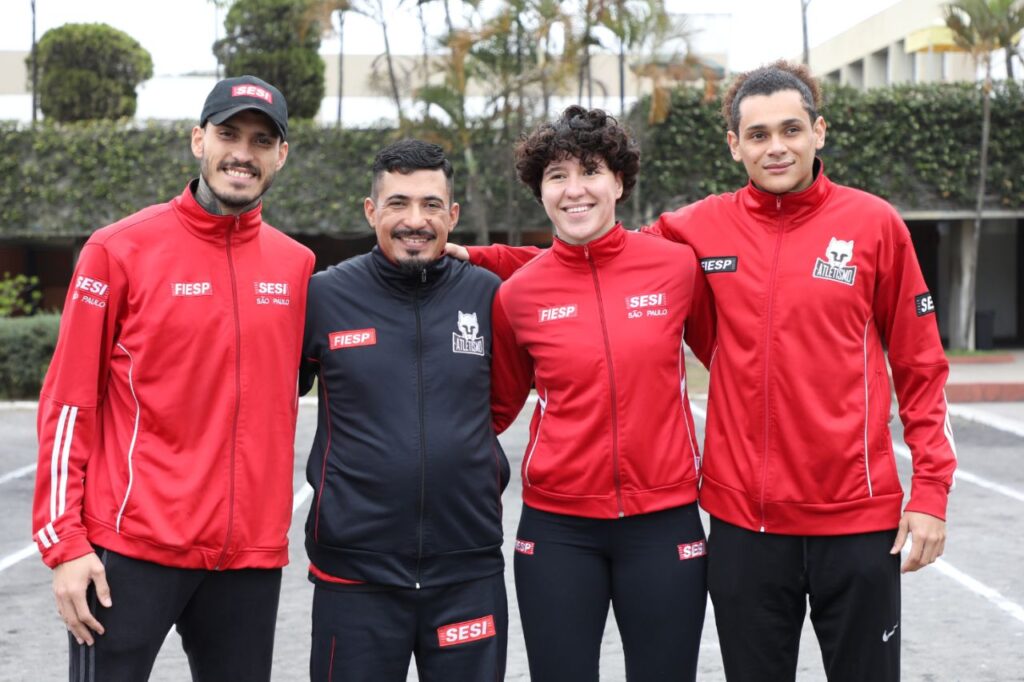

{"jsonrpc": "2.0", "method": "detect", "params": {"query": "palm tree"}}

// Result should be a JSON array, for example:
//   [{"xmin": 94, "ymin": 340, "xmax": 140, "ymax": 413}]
[{"xmin": 944, "ymin": 0, "xmax": 1015, "ymax": 349}]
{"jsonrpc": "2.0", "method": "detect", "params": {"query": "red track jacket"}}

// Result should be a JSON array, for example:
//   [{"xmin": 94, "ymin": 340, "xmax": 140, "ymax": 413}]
[
  {"xmin": 32, "ymin": 184, "xmax": 315, "ymax": 570},
  {"xmin": 491, "ymin": 225, "xmax": 716, "ymax": 519},
  {"xmin": 473, "ymin": 167, "xmax": 957, "ymax": 535}
]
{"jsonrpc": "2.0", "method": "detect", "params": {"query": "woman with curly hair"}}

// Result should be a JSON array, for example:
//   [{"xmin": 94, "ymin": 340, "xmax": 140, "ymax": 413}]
[{"xmin": 489, "ymin": 105, "xmax": 716, "ymax": 681}]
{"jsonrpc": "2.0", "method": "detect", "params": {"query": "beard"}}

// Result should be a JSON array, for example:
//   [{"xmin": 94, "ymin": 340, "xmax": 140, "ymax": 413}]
[
  {"xmin": 391, "ymin": 227, "xmax": 438, "ymax": 275},
  {"xmin": 200, "ymin": 156, "xmax": 275, "ymax": 209}
]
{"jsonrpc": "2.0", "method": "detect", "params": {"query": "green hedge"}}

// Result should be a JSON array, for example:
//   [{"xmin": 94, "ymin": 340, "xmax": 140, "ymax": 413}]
[
  {"xmin": 0, "ymin": 314, "xmax": 59, "ymax": 399},
  {"xmin": 1, "ymin": 82, "xmax": 1021, "ymax": 241},
  {"xmin": 633, "ymin": 81, "xmax": 1024, "ymax": 216}
]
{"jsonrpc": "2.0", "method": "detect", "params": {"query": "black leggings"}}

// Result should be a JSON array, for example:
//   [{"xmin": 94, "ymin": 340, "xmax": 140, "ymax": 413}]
[
  {"xmin": 513, "ymin": 503, "xmax": 707, "ymax": 682},
  {"xmin": 68, "ymin": 547, "xmax": 282, "ymax": 682}
]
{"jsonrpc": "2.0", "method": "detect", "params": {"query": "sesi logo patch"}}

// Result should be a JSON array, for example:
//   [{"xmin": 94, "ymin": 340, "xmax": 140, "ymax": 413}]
[
  {"xmin": 171, "ymin": 282, "xmax": 212, "ymax": 296},
  {"xmin": 915, "ymin": 292, "xmax": 935, "ymax": 317},
  {"xmin": 538, "ymin": 304, "xmax": 578, "ymax": 323},
  {"xmin": 514, "ymin": 538, "xmax": 535, "ymax": 555},
  {"xmin": 254, "ymin": 281, "xmax": 291, "ymax": 306},
  {"xmin": 699, "ymin": 256, "xmax": 738, "ymax": 274},
  {"xmin": 75, "ymin": 276, "xmax": 110, "ymax": 299},
  {"xmin": 254, "ymin": 281, "xmax": 289, "ymax": 296},
  {"xmin": 626, "ymin": 292, "xmax": 669, "ymax": 319},
  {"xmin": 437, "ymin": 615, "xmax": 496, "ymax": 648},
  {"xmin": 677, "ymin": 540, "xmax": 706, "ymax": 561},
  {"xmin": 329, "ymin": 328, "xmax": 376, "ymax": 350}
]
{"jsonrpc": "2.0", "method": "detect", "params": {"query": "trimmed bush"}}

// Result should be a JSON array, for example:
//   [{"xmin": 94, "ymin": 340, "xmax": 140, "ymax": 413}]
[
  {"xmin": 0, "ymin": 314, "xmax": 60, "ymax": 400},
  {"xmin": 214, "ymin": 0, "xmax": 327, "ymax": 120},
  {"xmin": 27, "ymin": 23, "xmax": 153, "ymax": 123}
]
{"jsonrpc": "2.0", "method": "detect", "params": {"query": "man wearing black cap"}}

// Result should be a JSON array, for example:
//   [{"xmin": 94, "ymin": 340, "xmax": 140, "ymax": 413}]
[{"xmin": 31, "ymin": 75, "xmax": 314, "ymax": 681}]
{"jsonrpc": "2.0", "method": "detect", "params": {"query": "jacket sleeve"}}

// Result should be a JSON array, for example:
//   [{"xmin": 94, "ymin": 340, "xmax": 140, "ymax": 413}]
[
  {"xmin": 683, "ymin": 250, "xmax": 717, "ymax": 369},
  {"xmin": 641, "ymin": 206, "xmax": 697, "ymax": 244},
  {"xmin": 874, "ymin": 214, "xmax": 956, "ymax": 520},
  {"xmin": 490, "ymin": 287, "xmax": 533, "ymax": 434},
  {"xmin": 299, "ymin": 276, "xmax": 321, "ymax": 396},
  {"xmin": 467, "ymin": 245, "xmax": 544, "ymax": 281},
  {"xmin": 33, "ymin": 242, "xmax": 126, "ymax": 568}
]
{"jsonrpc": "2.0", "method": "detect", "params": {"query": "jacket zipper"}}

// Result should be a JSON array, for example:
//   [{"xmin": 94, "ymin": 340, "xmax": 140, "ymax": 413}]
[
  {"xmin": 585, "ymin": 245, "xmax": 624, "ymax": 518},
  {"xmin": 759, "ymin": 197, "xmax": 785, "ymax": 533},
  {"xmin": 414, "ymin": 274, "xmax": 426, "ymax": 588},
  {"xmin": 216, "ymin": 216, "xmax": 242, "ymax": 569}
]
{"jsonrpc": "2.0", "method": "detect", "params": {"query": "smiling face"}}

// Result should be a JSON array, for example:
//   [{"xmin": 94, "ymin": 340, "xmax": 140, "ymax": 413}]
[
  {"xmin": 191, "ymin": 110, "xmax": 288, "ymax": 214},
  {"xmin": 727, "ymin": 89, "xmax": 826, "ymax": 195},
  {"xmin": 540, "ymin": 155, "xmax": 623, "ymax": 245},
  {"xmin": 364, "ymin": 169, "xmax": 459, "ymax": 271}
]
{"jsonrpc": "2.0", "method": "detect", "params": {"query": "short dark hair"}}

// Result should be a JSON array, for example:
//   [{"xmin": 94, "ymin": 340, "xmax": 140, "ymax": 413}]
[
  {"xmin": 515, "ymin": 105, "xmax": 640, "ymax": 204},
  {"xmin": 722, "ymin": 60, "xmax": 822, "ymax": 134},
  {"xmin": 371, "ymin": 139, "xmax": 454, "ymax": 201}
]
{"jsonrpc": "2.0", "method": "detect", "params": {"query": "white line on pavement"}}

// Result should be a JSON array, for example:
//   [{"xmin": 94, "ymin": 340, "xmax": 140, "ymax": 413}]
[
  {"xmin": 932, "ymin": 558, "xmax": 1024, "ymax": 625},
  {"xmin": 0, "ymin": 464, "xmax": 35, "ymax": 485},
  {"xmin": 948, "ymin": 404, "xmax": 1024, "ymax": 439},
  {"xmin": 293, "ymin": 483, "xmax": 313, "ymax": 513},
  {"xmin": 0, "ymin": 544, "xmax": 37, "ymax": 572},
  {"xmin": 892, "ymin": 443, "xmax": 1024, "ymax": 503}
]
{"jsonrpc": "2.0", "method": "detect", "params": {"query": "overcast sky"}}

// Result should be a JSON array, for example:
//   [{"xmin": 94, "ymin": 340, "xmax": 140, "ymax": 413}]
[{"xmin": 3, "ymin": 0, "xmax": 902, "ymax": 76}]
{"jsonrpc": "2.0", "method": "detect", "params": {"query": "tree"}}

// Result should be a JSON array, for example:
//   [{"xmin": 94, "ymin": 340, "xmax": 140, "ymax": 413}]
[
  {"xmin": 990, "ymin": 0, "xmax": 1024, "ymax": 79},
  {"xmin": 214, "ymin": 0, "xmax": 327, "ymax": 119},
  {"xmin": 944, "ymin": 0, "xmax": 1016, "ymax": 349},
  {"xmin": 27, "ymin": 23, "xmax": 153, "ymax": 123},
  {"xmin": 800, "ymin": 0, "xmax": 812, "ymax": 66}
]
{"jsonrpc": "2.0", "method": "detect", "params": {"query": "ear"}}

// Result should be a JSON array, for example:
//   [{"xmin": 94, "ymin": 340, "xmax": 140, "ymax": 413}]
[
  {"xmin": 614, "ymin": 172, "xmax": 623, "ymax": 200},
  {"xmin": 363, "ymin": 197, "xmax": 377, "ymax": 229},
  {"xmin": 727, "ymin": 130, "xmax": 741, "ymax": 162},
  {"xmin": 813, "ymin": 116, "xmax": 826, "ymax": 151},
  {"xmin": 448, "ymin": 201, "xmax": 460, "ymax": 230},
  {"xmin": 276, "ymin": 140, "xmax": 289, "ymax": 170},
  {"xmin": 191, "ymin": 125, "xmax": 205, "ymax": 160}
]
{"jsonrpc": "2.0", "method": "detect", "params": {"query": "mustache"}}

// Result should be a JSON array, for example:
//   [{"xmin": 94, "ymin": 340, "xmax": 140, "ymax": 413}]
[{"xmin": 392, "ymin": 228, "xmax": 435, "ymax": 240}]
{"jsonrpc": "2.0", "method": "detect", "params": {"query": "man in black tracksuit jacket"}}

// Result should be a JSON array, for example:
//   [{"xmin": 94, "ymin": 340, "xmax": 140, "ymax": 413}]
[{"xmin": 300, "ymin": 140, "xmax": 509, "ymax": 681}]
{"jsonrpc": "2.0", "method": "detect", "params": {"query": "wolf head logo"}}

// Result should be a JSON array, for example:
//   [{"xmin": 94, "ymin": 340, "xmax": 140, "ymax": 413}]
[
  {"xmin": 458, "ymin": 311, "xmax": 479, "ymax": 338},
  {"xmin": 826, "ymin": 238, "xmax": 854, "ymax": 266}
]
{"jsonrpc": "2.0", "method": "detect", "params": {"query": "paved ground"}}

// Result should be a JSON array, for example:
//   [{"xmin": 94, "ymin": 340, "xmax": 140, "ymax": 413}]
[{"xmin": 2, "ymin": 392, "xmax": 1024, "ymax": 680}]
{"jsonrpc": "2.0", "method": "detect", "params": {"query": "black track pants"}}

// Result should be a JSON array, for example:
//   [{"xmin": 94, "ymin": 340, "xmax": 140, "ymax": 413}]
[
  {"xmin": 67, "ymin": 547, "xmax": 282, "ymax": 682},
  {"xmin": 513, "ymin": 503, "xmax": 707, "ymax": 682},
  {"xmin": 310, "ymin": 571, "xmax": 507, "ymax": 681},
  {"xmin": 707, "ymin": 516, "xmax": 901, "ymax": 682}
]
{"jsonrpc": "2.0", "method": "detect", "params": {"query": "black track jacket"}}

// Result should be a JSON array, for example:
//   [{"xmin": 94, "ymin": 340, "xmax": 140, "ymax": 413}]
[{"xmin": 301, "ymin": 248, "xmax": 509, "ymax": 589}]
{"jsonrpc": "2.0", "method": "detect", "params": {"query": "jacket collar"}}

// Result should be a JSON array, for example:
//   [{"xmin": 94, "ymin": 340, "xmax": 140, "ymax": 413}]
[
  {"xmin": 740, "ymin": 158, "xmax": 833, "ymax": 229},
  {"xmin": 171, "ymin": 180, "xmax": 263, "ymax": 244},
  {"xmin": 370, "ymin": 245, "xmax": 450, "ymax": 294},
  {"xmin": 551, "ymin": 222, "xmax": 628, "ymax": 268}
]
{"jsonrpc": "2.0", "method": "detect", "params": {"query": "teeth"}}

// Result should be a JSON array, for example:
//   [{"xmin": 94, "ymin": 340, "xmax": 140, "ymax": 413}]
[
  {"xmin": 565, "ymin": 206, "xmax": 590, "ymax": 214},
  {"xmin": 226, "ymin": 169, "xmax": 254, "ymax": 178}
]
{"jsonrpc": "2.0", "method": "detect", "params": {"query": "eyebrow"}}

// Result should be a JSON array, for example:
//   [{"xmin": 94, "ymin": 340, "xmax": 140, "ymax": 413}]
[
  {"xmin": 383, "ymin": 193, "xmax": 447, "ymax": 204},
  {"xmin": 744, "ymin": 118, "xmax": 805, "ymax": 133}
]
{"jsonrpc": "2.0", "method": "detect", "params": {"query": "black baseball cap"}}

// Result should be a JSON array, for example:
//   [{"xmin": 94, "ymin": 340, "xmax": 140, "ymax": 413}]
[{"xmin": 200, "ymin": 75, "xmax": 288, "ymax": 140}]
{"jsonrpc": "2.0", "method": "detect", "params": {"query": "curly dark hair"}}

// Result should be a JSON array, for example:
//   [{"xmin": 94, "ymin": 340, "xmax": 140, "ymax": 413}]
[
  {"xmin": 722, "ymin": 60, "xmax": 822, "ymax": 134},
  {"xmin": 515, "ymin": 105, "xmax": 640, "ymax": 204}
]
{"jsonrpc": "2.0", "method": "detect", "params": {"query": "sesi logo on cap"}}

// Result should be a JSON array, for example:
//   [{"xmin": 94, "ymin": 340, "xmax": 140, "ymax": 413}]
[
  {"xmin": 231, "ymin": 84, "xmax": 273, "ymax": 103},
  {"xmin": 437, "ymin": 615, "xmax": 496, "ymax": 647}
]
